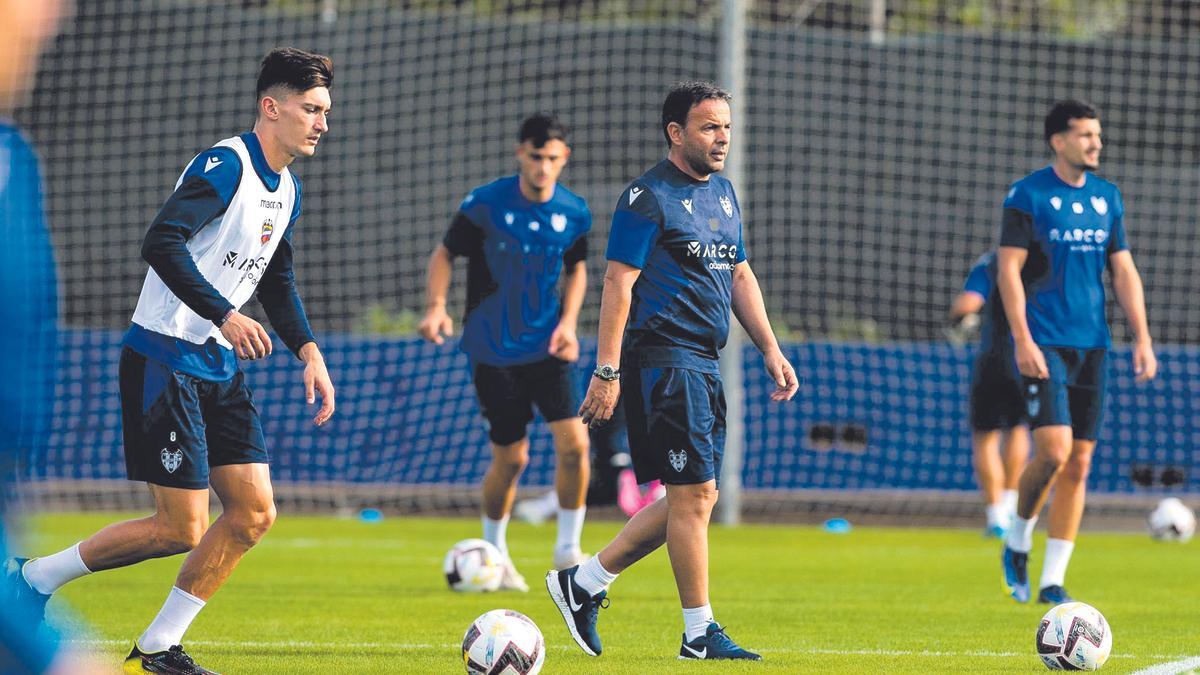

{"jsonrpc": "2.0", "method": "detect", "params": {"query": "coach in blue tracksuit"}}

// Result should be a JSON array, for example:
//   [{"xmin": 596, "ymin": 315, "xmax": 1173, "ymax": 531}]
[
  {"xmin": 546, "ymin": 81, "xmax": 798, "ymax": 661},
  {"xmin": 998, "ymin": 100, "xmax": 1156, "ymax": 606}
]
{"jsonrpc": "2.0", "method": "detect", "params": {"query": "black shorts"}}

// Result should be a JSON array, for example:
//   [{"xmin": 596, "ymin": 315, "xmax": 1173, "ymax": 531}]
[
  {"xmin": 624, "ymin": 366, "xmax": 725, "ymax": 487},
  {"xmin": 969, "ymin": 350, "xmax": 1025, "ymax": 431},
  {"xmin": 1022, "ymin": 347, "xmax": 1108, "ymax": 441},
  {"xmin": 119, "ymin": 347, "xmax": 269, "ymax": 489},
  {"xmin": 472, "ymin": 356, "xmax": 579, "ymax": 445}
]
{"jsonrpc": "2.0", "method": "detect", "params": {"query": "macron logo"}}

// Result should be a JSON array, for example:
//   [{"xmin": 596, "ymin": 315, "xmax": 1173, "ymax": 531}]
[
  {"xmin": 204, "ymin": 156, "xmax": 223, "ymax": 173},
  {"xmin": 681, "ymin": 199, "xmax": 693, "ymax": 214},
  {"xmin": 628, "ymin": 186, "xmax": 643, "ymax": 205}
]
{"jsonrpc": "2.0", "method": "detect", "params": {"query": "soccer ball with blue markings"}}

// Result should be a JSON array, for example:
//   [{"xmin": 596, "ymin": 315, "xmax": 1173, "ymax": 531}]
[
  {"xmin": 1147, "ymin": 498, "xmax": 1196, "ymax": 543},
  {"xmin": 1036, "ymin": 602, "xmax": 1112, "ymax": 671},
  {"xmin": 444, "ymin": 539, "xmax": 504, "ymax": 592},
  {"xmin": 462, "ymin": 609, "xmax": 545, "ymax": 675}
]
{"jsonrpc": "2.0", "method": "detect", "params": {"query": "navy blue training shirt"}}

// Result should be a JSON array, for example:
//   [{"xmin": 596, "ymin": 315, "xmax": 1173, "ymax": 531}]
[
  {"xmin": 444, "ymin": 175, "xmax": 591, "ymax": 367},
  {"xmin": 999, "ymin": 166, "xmax": 1128, "ymax": 349},
  {"xmin": 962, "ymin": 252, "xmax": 1011, "ymax": 353},
  {"xmin": 607, "ymin": 159, "xmax": 746, "ymax": 374}
]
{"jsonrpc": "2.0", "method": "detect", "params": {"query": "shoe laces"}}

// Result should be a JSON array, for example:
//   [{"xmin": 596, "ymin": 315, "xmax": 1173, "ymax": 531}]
[
  {"xmin": 587, "ymin": 594, "xmax": 610, "ymax": 624},
  {"xmin": 707, "ymin": 625, "xmax": 741, "ymax": 652},
  {"xmin": 166, "ymin": 645, "xmax": 197, "ymax": 667}
]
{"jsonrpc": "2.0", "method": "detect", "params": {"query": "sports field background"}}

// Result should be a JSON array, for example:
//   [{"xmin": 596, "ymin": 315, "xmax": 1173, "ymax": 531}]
[{"xmin": 28, "ymin": 513, "xmax": 1200, "ymax": 673}]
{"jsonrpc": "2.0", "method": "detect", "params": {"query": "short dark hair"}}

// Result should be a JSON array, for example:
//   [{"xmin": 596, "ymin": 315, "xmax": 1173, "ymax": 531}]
[
  {"xmin": 518, "ymin": 113, "xmax": 567, "ymax": 147},
  {"xmin": 1044, "ymin": 99, "xmax": 1098, "ymax": 143},
  {"xmin": 256, "ymin": 47, "xmax": 334, "ymax": 100},
  {"xmin": 661, "ymin": 80, "xmax": 732, "ymax": 146}
]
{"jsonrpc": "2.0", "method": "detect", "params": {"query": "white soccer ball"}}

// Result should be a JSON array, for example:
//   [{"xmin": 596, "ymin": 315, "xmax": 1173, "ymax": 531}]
[
  {"xmin": 462, "ymin": 609, "xmax": 545, "ymax": 675},
  {"xmin": 1147, "ymin": 498, "xmax": 1196, "ymax": 543},
  {"xmin": 1036, "ymin": 602, "xmax": 1112, "ymax": 671},
  {"xmin": 444, "ymin": 539, "xmax": 504, "ymax": 592}
]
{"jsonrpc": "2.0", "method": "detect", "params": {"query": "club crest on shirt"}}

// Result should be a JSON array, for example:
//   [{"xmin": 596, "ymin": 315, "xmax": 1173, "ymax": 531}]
[
  {"xmin": 260, "ymin": 218, "xmax": 274, "ymax": 244},
  {"xmin": 720, "ymin": 195, "xmax": 733, "ymax": 218},
  {"xmin": 551, "ymin": 213, "xmax": 567, "ymax": 232},
  {"xmin": 668, "ymin": 449, "xmax": 688, "ymax": 472},
  {"xmin": 1071, "ymin": 202, "xmax": 1084, "ymax": 214},
  {"xmin": 1090, "ymin": 196, "xmax": 1108, "ymax": 215}
]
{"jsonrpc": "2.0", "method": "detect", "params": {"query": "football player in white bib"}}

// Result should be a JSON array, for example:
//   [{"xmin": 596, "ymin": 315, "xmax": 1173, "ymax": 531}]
[{"xmin": 4, "ymin": 47, "xmax": 336, "ymax": 674}]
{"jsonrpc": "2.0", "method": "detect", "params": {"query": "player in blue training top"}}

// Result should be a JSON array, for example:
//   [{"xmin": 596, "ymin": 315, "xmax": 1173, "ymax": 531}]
[
  {"xmin": 948, "ymin": 252, "xmax": 1029, "ymax": 538},
  {"xmin": 997, "ymin": 100, "xmax": 1156, "ymax": 605},
  {"xmin": 419, "ymin": 113, "xmax": 593, "ymax": 589},
  {"xmin": 546, "ymin": 81, "xmax": 799, "ymax": 661},
  {"xmin": 4, "ymin": 48, "xmax": 337, "ymax": 674}
]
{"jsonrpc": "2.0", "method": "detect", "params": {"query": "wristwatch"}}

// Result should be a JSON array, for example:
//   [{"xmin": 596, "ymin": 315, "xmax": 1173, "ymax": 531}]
[{"xmin": 593, "ymin": 364, "xmax": 620, "ymax": 381}]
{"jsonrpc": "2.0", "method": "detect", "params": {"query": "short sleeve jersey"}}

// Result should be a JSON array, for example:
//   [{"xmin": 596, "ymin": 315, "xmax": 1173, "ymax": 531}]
[
  {"xmin": 444, "ymin": 176, "xmax": 591, "ymax": 367},
  {"xmin": 999, "ymin": 166, "xmax": 1128, "ymax": 349},
  {"xmin": 606, "ymin": 159, "xmax": 746, "ymax": 373},
  {"xmin": 962, "ymin": 251, "xmax": 1011, "ymax": 353}
]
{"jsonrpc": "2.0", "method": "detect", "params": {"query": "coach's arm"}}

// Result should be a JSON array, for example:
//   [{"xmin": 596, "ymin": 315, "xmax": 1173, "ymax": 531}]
[
  {"xmin": 731, "ymin": 262, "xmax": 798, "ymax": 401},
  {"xmin": 578, "ymin": 261, "xmax": 639, "ymax": 427}
]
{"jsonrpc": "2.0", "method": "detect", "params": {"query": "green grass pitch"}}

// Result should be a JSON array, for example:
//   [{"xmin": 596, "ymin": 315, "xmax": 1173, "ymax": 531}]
[{"xmin": 26, "ymin": 513, "xmax": 1199, "ymax": 673}]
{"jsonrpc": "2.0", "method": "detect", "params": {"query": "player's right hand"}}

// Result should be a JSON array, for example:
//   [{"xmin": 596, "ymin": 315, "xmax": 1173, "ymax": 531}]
[
  {"xmin": 579, "ymin": 377, "xmax": 620, "ymax": 429},
  {"xmin": 220, "ymin": 311, "xmax": 273, "ymax": 360},
  {"xmin": 1015, "ymin": 339, "xmax": 1049, "ymax": 379},
  {"xmin": 419, "ymin": 306, "xmax": 454, "ymax": 345}
]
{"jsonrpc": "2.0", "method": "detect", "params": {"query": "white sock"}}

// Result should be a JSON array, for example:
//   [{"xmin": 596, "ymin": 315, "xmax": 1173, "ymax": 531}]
[
  {"xmin": 483, "ymin": 515, "xmax": 510, "ymax": 557},
  {"xmin": 1002, "ymin": 490, "xmax": 1019, "ymax": 519},
  {"xmin": 985, "ymin": 503, "xmax": 1005, "ymax": 528},
  {"xmin": 1039, "ymin": 538, "xmax": 1075, "ymax": 590},
  {"xmin": 574, "ymin": 555, "xmax": 617, "ymax": 596},
  {"xmin": 555, "ymin": 506, "xmax": 586, "ymax": 555},
  {"xmin": 138, "ymin": 586, "xmax": 206, "ymax": 653},
  {"xmin": 683, "ymin": 604, "xmax": 715, "ymax": 642},
  {"xmin": 23, "ymin": 542, "xmax": 92, "ymax": 595},
  {"xmin": 1005, "ymin": 515, "xmax": 1037, "ymax": 553},
  {"xmin": 536, "ymin": 491, "xmax": 559, "ymax": 515}
]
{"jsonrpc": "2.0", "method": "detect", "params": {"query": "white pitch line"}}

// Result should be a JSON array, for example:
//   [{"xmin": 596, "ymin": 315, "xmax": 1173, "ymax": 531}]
[
  {"xmin": 1129, "ymin": 656, "xmax": 1200, "ymax": 675},
  {"xmin": 69, "ymin": 639, "xmax": 1193, "ymax": 661}
]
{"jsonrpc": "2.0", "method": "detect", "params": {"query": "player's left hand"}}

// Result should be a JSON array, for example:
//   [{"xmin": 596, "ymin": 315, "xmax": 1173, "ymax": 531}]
[
  {"xmin": 1133, "ymin": 338, "xmax": 1157, "ymax": 382},
  {"xmin": 764, "ymin": 348, "xmax": 799, "ymax": 401},
  {"xmin": 300, "ymin": 343, "xmax": 336, "ymax": 426},
  {"xmin": 548, "ymin": 323, "xmax": 580, "ymax": 362},
  {"xmin": 579, "ymin": 377, "xmax": 620, "ymax": 428}
]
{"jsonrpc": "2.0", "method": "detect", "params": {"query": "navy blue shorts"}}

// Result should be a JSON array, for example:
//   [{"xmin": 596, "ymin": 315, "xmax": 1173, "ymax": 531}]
[
  {"xmin": 1022, "ymin": 347, "xmax": 1108, "ymax": 441},
  {"xmin": 969, "ymin": 350, "xmax": 1025, "ymax": 431},
  {"xmin": 623, "ymin": 367, "xmax": 725, "ymax": 487},
  {"xmin": 119, "ymin": 347, "xmax": 269, "ymax": 489},
  {"xmin": 472, "ymin": 356, "xmax": 579, "ymax": 445}
]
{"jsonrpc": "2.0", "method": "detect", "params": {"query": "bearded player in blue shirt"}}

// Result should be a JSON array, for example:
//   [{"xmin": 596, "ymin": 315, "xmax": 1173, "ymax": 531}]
[
  {"xmin": 998, "ymin": 100, "xmax": 1156, "ymax": 605},
  {"xmin": 546, "ymin": 81, "xmax": 798, "ymax": 661},
  {"xmin": 420, "ymin": 114, "xmax": 593, "ymax": 589}
]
